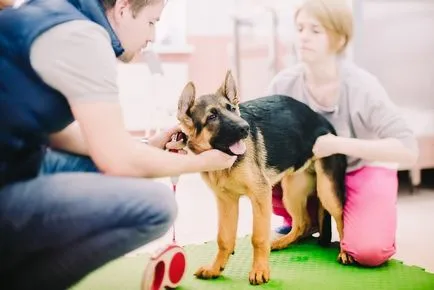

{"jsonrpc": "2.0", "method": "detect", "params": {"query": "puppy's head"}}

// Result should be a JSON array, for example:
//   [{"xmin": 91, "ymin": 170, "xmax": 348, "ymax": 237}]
[{"xmin": 177, "ymin": 70, "xmax": 250, "ymax": 156}]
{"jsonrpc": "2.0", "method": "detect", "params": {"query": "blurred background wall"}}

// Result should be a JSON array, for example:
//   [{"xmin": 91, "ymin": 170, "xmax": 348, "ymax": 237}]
[
  {"xmin": 117, "ymin": 0, "xmax": 434, "ymax": 187},
  {"xmin": 119, "ymin": 0, "xmax": 434, "ymax": 125}
]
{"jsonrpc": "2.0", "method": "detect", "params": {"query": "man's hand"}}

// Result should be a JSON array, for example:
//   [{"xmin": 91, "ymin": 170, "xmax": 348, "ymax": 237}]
[
  {"xmin": 196, "ymin": 150, "xmax": 238, "ymax": 172},
  {"xmin": 147, "ymin": 125, "xmax": 187, "ymax": 153}
]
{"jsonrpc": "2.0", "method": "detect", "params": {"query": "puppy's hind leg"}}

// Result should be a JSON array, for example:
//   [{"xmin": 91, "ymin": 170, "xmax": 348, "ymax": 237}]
[
  {"xmin": 315, "ymin": 156, "xmax": 354, "ymax": 265},
  {"xmin": 271, "ymin": 171, "xmax": 315, "ymax": 251},
  {"xmin": 317, "ymin": 203, "xmax": 332, "ymax": 247},
  {"xmin": 195, "ymin": 192, "xmax": 240, "ymax": 279}
]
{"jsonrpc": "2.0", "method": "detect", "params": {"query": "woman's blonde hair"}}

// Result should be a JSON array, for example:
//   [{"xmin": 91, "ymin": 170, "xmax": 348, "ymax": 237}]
[{"xmin": 294, "ymin": 0, "xmax": 353, "ymax": 53}]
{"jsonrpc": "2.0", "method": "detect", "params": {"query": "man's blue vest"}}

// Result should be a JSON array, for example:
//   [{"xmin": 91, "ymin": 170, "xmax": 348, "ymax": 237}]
[{"xmin": 0, "ymin": 0, "xmax": 124, "ymax": 185}]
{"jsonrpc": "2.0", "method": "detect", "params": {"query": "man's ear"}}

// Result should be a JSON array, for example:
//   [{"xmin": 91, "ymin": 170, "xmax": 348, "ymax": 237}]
[
  {"xmin": 177, "ymin": 81, "xmax": 196, "ymax": 129},
  {"xmin": 217, "ymin": 70, "xmax": 239, "ymax": 105},
  {"xmin": 112, "ymin": 0, "xmax": 130, "ymax": 23}
]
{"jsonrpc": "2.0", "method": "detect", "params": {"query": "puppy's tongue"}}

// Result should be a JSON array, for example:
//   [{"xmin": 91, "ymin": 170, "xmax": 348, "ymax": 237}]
[{"xmin": 229, "ymin": 140, "xmax": 246, "ymax": 155}]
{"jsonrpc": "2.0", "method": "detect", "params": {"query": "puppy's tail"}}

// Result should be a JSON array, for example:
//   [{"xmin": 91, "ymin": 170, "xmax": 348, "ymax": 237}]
[{"xmin": 318, "ymin": 207, "xmax": 332, "ymax": 247}]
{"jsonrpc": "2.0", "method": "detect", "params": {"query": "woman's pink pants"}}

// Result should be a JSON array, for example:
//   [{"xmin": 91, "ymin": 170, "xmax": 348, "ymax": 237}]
[{"xmin": 272, "ymin": 166, "xmax": 398, "ymax": 267}]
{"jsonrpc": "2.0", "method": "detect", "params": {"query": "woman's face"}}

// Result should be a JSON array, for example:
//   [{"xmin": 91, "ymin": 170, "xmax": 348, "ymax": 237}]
[{"xmin": 294, "ymin": 9, "xmax": 336, "ymax": 63}]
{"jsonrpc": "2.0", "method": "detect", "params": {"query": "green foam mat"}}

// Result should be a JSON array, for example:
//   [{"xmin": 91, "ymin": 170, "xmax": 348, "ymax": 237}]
[{"xmin": 72, "ymin": 236, "xmax": 434, "ymax": 290}]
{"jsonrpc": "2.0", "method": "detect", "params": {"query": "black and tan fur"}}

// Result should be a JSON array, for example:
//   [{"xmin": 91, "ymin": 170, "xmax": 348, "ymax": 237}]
[{"xmin": 177, "ymin": 71, "xmax": 352, "ymax": 285}]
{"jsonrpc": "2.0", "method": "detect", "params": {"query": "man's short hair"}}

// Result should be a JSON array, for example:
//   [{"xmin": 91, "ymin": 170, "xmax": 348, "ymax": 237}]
[{"xmin": 101, "ymin": 0, "xmax": 162, "ymax": 17}]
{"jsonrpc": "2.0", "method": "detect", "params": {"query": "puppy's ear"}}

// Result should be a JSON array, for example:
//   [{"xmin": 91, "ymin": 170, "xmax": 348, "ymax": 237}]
[
  {"xmin": 177, "ymin": 81, "xmax": 196, "ymax": 129},
  {"xmin": 217, "ymin": 70, "xmax": 239, "ymax": 105}
]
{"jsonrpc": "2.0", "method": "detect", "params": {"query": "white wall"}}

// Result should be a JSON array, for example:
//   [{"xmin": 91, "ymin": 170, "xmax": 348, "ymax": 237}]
[
  {"xmin": 186, "ymin": 0, "xmax": 236, "ymax": 36},
  {"xmin": 155, "ymin": 0, "xmax": 188, "ymax": 46},
  {"xmin": 117, "ymin": 0, "xmax": 191, "ymax": 133},
  {"xmin": 117, "ymin": 62, "xmax": 189, "ymax": 132},
  {"xmin": 354, "ymin": 0, "xmax": 434, "ymax": 109},
  {"xmin": 117, "ymin": 0, "xmax": 359, "ymax": 132}
]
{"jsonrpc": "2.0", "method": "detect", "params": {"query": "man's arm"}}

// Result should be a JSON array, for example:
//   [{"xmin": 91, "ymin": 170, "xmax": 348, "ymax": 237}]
[
  {"xmin": 49, "ymin": 121, "xmax": 89, "ymax": 156},
  {"xmin": 30, "ymin": 20, "xmax": 236, "ymax": 177}
]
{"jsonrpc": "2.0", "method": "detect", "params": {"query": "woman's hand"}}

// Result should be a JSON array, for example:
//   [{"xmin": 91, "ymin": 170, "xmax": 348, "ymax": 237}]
[{"xmin": 312, "ymin": 134, "xmax": 340, "ymax": 158}]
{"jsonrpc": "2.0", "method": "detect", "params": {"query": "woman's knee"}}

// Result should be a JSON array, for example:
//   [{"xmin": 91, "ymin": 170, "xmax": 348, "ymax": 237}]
[
  {"xmin": 344, "ymin": 240, "xmax": 396, "ymax": 267},
  {"xmin": 342, "ymin": 166, "xmax": 398, "ymax": 267}
]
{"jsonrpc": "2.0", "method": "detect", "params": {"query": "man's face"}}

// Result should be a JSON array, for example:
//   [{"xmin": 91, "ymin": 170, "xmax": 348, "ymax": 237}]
[{"xmin": 108, "ymin": 0, "xmax": 164, "ymax": 62}]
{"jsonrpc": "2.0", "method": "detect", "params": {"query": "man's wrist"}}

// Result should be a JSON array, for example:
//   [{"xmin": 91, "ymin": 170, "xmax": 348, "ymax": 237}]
[
  {"xmin": 189, "ymin": 153, "xmax": 206, "ymax": 172},
  {"xmin": 139, "ymin": 137, "xmax": 149, "ymax": 144}
]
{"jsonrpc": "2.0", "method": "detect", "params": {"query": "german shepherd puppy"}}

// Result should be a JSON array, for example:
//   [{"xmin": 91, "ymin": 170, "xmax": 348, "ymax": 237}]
[{"xmin": 176, "ymin": 71, "xmax": 351, "ymax": 285}]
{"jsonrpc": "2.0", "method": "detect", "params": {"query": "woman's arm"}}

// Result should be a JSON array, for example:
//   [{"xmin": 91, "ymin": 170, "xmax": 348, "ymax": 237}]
[
  {"xmin": 314, "ymin": 132, "xmax": 418, "ymax": 169},
  {"xmin": 313, "ymin": 134, "xmax": 418, "ymax": 167},
  {"xmin": 314, "ymin": 74, "xmax": 419, "ymax": 167},
  {"xmin": 335, "ymin": 136, "xmax": 417, "ymax": 165},
  {"xmin": 357, "ymin": 76, "xmax": 418, "ymax": 166}
]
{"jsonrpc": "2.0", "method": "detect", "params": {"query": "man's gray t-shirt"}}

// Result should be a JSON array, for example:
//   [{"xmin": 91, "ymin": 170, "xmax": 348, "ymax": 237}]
[{"xmin": 30, "ymin": 20, "xmax": 119, "ymax": 105}]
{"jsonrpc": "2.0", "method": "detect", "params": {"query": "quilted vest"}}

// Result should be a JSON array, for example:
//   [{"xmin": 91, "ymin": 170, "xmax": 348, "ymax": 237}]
[{"xmin": 0, "ymin": 0, "xmax": 124, "ymax": 185}]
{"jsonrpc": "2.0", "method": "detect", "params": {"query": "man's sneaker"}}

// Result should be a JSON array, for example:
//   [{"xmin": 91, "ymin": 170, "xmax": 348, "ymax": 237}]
[
  {"xmin": 272, "ymin": 225, "xmax": 291, "ymax": 240},
  {"xmin": 276, "ymin": 225, "xmax": 292, "ymax": 235},
  {"xmin": 272, "ymin": 224, "xmax": 319, "ymax": 241}
]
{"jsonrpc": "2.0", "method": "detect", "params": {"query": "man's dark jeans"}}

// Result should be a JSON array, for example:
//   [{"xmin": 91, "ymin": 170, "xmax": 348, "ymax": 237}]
[{"xmin": 0, "ymin": 149, "xmax": 177, "ymax": 289}]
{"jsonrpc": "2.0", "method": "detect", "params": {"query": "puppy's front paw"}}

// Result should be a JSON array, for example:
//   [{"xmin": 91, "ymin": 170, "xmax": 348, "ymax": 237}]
[
  {"xmin": 248, "ymin": 262, "xmax": 270, "ymax": 285},
  {"xmin": 194, "ymin": 265, "xmax": 221, "ymax": 279},
  {"xmin": 337, "ymin": 251, "xmax": 355, "ymax": 265}
]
